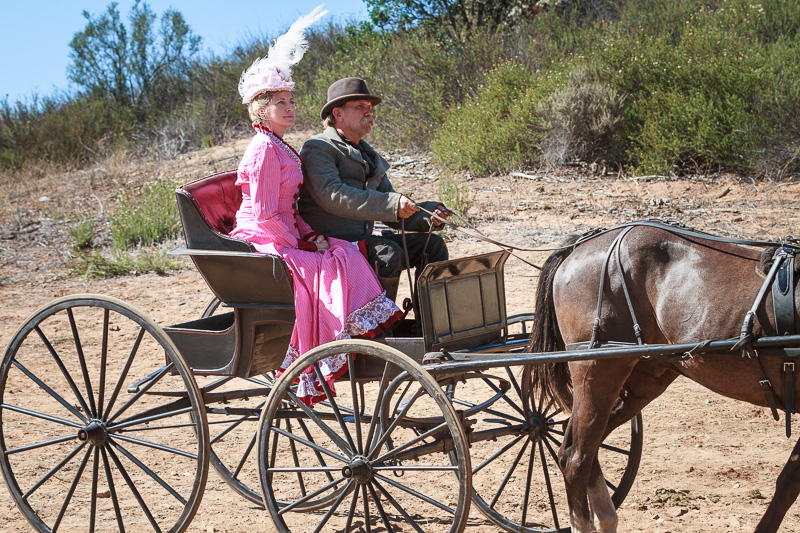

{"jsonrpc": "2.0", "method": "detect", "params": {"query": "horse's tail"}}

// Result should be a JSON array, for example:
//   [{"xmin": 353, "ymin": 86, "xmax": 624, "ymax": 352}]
[{"xmin": 524, "ymin": 235, "xmax": 579, "ymax": 412}]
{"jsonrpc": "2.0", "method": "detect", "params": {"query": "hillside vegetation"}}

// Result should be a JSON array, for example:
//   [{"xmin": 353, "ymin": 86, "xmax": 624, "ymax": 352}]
[{"xmin": 2, "ymin": 0, "xmax": 799, "ymax": 180}]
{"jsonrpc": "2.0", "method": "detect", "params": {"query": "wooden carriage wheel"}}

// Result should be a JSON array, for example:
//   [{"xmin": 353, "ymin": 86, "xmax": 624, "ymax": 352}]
[
  {"xmin": 258, "ymin": 339, "xmax": 472, "ymax": 532},
  {"xmin": 0, "ymin": 295, "xmax": 209, "ymax": 533},
  {"xmin": 447, "ymin": 368, "xmax": 642, "ymax": 533}
]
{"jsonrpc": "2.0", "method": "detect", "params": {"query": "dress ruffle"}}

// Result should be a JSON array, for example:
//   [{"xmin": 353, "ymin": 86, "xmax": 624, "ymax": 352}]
[{"xmin": 280, "ymin": 292, "xmax": 403, "ymax": 405}]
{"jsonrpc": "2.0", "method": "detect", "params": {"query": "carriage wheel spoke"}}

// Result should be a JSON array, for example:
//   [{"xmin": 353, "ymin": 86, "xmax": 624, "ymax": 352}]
[
  {"xmin": 599, "ymin": 440, "xmax": 632, "ymax": 456},
  {"xmin": 53, "ymin": 445, "xmax": 93, "ymax": 531},
  {"xmin": 491, "ymin": 436, "xmax": 531, "ymax": 509},
  {"xmin": 296, "ymin": 418, "xmax": 336, "ymax": 484},
  {"xmin": 505, "ymin": 366, "xmax": 524, "ymax": 401},
  {"xmin": 472, "ymin": 434, "xmax": 526, "ymax": 475},
  {"xmin": 538, "ymin": 438, "xmax": 561, "ymax": 529},
  {"xmin": 110, "ymin": 404, "xmax": 195, "ymax": 433},
  {"xmin": 268, "ymin": 422, "xmax": 348, "ymax": 464},
  {"xmin": 105, "ymin": 363, "xmax": 173, "ymax": 426},
  {"xmin": 105, "ymin": 444, "xmax": 161, "ymax": 531},
  {"xmin": 22, "ymin": 442, "xmax": 87, "ymax": 499},
  {"xmin": 234, "ymin": 425, "xmax": 259, "ymax": 479},
  {"xmin": 373, "ymin": 419, "xmax": 448, "ymax": 464},
  {"xmin": 101, "ymin": 326, "xmax": 145, "ymax": 422},
  {"xmin": 374, "ymin": 473, "xmax": 456, "ymax": 514},
  {"xmin": 368, "ymin": 386, "xmax": 426, "ymax": 459},
  {"xmin": 89, "ymin": 446, "xmax": 100, "ymax": 533},
  {"xmin": 344, "ymin": 483, "xmax": 360, "ymax": 532},
  {"xmin": 368, "ymin": 481, "xmax": 394, "ymax": 533},
  {"xmin": 10, "ymin": 359, "xmax": 87, "ymax": 423},
  {"xmin": 484, "ymin": 375, "xmax": 525, "ymax": 418},
  {"xmin": 34, "ymin": 325, "xmax": 94, "ymax": 420},
  {"xmin": 347, "ymin": 353, "xmax": 364, "ymax": 454},
  {"xmin": 277, "ymin": 476, "xmax": 348, "ymax": 515},
  {"xmin": 209, "ymin": 402, "xmax": 263, "ymax": 444},
  {"xmin": 544, "ymin": 433, "xmax": 563, "ymax": 463},
  {"xmin": 285, "ymin": 389, "xmax": 353, "ymax": 457},
  {"xmin": 100, "ymin": 448, "xmax": 126, "ymax": 531},
  {"xmin": 314, "ymin": 480, "xmax": 355, "ymax": 533},
  {"xmin": 373, "ymin": 478, "xmax": 427, "ymax": 533},
  {"xmin": 365, "ymin": 361, "xmax": 393, "ymax": 453},
  {"xmin": 108, "ymin": 432, "xmax": 197, "ymax": 461},
  {"xmin": 67, "ymin": 308, "xmax": 98, "ymax": 418},
  {"xmin": 97, "ymin": 309, "xmax": 109, "ymax": 418},
  {"xmin": 362, "ymin": 484, "xmax": 372, "ymax": 533},
  {"xmin": 284, "ymin": 419, "xmax": 307, "ymax": 497},
  {"xmin": 313, "ymin": 362, "xmax": 357, "ymax": 453},
  {"xmin": 108, "ymin": 439, "xmax": 188, "ymax": 504},
  {"xmin": 4, "ymin": 429, "xmax": 79, "ymax": 456},
  {"xmin": 520, "ymin": 435, "xmax": 539, "ymax": 528}
]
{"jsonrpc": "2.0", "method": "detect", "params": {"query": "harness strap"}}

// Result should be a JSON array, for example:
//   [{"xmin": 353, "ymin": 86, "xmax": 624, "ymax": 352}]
[
  {"xmin": 590, "ymin": 227, "xmax": 635, "ymax": 348},
  {"xmin": 744, "ymin": 347, "xmax": 781, "ymax": 420},
  {"xmin": 615, "ymin": 231, "xmax": 644, "ymax": 345},
  {"xmin": 772, "ymin": 248, "xmax": 796, "ymax": 336},
  {"xmin": 784, "ymin": 361, "xmax": 795, "ymax": 437}
]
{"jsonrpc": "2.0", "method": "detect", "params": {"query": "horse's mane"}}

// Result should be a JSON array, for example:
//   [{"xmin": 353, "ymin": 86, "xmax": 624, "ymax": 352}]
[{"xmin": 758, "ymin": 246, "xmax": 800, "ymax": 277}]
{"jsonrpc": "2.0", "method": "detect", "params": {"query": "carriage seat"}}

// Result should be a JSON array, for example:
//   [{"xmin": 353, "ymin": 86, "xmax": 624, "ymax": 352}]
[
  {"xmin": 174, "ymin": 171, "xmax": 295, "ymax": 308},
  {"xmin": 175, "ymin": 170, "xmax": 254, "ymax": 252}
]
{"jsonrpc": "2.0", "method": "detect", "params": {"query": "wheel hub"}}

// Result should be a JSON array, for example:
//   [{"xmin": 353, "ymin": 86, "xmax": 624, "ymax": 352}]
[
  {"xmin": 342, "ymin": 456, "xmax": 373, "ymax": 484},
  {"xmin": 78, "ymin": 419, "xmax": 108, "ymax": 446},
  {"xmin": 527, "ymin": 413, "xmax": 548, "ymax": 440}
]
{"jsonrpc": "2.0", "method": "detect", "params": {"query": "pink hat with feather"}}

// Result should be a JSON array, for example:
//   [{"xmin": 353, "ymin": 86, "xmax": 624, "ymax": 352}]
[{"xmin": 238, "ymin": 4, "xmax": 327, "ymax": 104}]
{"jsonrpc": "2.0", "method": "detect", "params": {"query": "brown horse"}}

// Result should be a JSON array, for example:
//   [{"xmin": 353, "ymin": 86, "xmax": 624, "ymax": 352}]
[{"xmin": 528, "ymin": 221, "xmax": 800, "ymax": 533}]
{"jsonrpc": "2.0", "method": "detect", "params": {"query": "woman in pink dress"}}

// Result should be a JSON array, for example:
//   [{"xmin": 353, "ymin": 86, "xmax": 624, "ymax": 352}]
[{"xmin": 230, "ymin": 6, "xmax": 401, "ymax": 405}]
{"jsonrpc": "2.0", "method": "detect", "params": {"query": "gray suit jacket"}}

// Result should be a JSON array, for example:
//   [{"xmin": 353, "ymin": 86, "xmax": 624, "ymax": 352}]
[{"xmin": 299, "ymin": 127, "xmax": 438, "ymax": 241}]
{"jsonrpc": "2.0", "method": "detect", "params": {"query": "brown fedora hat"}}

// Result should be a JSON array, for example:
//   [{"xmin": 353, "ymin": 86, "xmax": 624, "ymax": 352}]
[{"xmin": 320, "ymin": 77, "xmax": 382, "ymax": 119}]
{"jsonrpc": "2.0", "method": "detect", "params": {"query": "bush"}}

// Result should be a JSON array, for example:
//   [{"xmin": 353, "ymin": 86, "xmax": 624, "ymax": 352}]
[
  {"xmin": 597, "ymin": 0, "xmax": 800, "ymax": 175},
  {"xmin": 437, "ymin": 172, "xmax": 473, "ymax": 220},
  {"xmin": 110, "ymin": 177, "xmax": 181, "ymax": 250},
  {"xmin": 431, "ymin": 61, "xmax": 564, "ymax": 173},
  {"xmin": 539, "ymin": 65, "xmax": 625, "ymax": 167},
  {"xmin": 71, "ymin": 247, "xmax": 180, "ymax": 278},
  {"xmin": 0, "ymin": 94, "xmax": 133, "ymax": 169}
]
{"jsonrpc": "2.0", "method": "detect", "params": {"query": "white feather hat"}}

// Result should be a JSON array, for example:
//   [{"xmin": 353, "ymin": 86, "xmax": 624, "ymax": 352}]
[{"xmin": 238, "ymin": 4, "xmax": 328, "ymax": 104}]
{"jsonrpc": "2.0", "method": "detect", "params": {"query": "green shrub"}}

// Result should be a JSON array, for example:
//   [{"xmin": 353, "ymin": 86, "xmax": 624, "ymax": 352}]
[
  {"xmin": 431, "ymin": 61, "xmax": 564, "ymax": 173},
  {"xmin": 597, "ymin": 0, "xmax": 800, "ymax": 175},
  {"xmin": 110, "ymin": 177, "xmax": 181, "ymax": 250},
  {"xmin": 437, "ymin": 172, "xmax": 473, "ymax": 220},
  {"xmin": 68, "ymin": 215, "xmax": 95, "ymax": 250},
  {"xmin": 71, "ymin": 247, "xmax": 180, "ymax": 278}
]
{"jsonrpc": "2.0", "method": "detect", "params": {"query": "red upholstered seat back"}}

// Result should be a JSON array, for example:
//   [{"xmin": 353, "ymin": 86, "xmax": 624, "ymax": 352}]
[{"xmin": 181, "ymin": 171, "xmax": 241, "ymax": 235}]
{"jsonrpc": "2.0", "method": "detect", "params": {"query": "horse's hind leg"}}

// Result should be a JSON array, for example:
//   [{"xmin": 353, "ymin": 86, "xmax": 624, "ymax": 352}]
[
  {"xmin": 755, "ymin": 436, "xmax": 800, "ymax": 533},
  {"xmin": 588, "ymin": 457, "xmax": 617, "ymax": 533},
  {"xmin": 561, "ymin": 359, "xmax": 639, "ymax": 533}
]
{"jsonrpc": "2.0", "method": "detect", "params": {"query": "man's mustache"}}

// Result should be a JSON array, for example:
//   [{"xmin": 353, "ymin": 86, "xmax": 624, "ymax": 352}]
[{"xmin": 361, "ymin": 117, "xmax": 375, "ymax": 126}]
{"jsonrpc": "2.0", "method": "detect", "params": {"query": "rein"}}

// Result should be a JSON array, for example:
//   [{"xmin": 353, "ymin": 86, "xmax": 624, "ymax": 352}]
[{"xmin": 417, "ymin": 203, "xmax": 800, "ymax": 272}]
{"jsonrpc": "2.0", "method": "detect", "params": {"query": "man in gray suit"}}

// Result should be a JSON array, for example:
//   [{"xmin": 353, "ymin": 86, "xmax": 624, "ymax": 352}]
[{"xmin": 299, "ymin": 77, "xmax": 451, "ymax": 301}]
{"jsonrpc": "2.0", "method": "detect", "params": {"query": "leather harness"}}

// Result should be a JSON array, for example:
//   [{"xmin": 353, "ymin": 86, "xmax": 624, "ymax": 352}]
[{"xmin": 581, "ymin": 221, "xmax": 800, "ymax": 437}]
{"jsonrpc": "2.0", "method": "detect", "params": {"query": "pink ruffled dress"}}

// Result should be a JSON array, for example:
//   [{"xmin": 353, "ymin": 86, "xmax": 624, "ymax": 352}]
[{"xmin": 229, "ymin": 126, "xmax": 402, "ymax": 404}]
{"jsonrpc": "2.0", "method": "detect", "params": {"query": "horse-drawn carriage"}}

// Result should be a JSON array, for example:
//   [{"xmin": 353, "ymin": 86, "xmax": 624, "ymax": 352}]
[{"xmin": 2, "ymin": 170, "xmax": 799, "ymax": 533}]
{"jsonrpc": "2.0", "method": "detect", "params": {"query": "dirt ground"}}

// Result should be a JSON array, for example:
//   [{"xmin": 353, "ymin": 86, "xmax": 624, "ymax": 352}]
[{"xmin": 2, "ymin": 131, "xmax": 800, "ymax": 532}]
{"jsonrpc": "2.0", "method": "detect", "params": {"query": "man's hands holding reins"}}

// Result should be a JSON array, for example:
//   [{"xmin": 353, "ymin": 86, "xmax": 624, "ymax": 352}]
[{"xmin": 397, "ymin": 195, "xmax": 453, "ymax": 229}]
